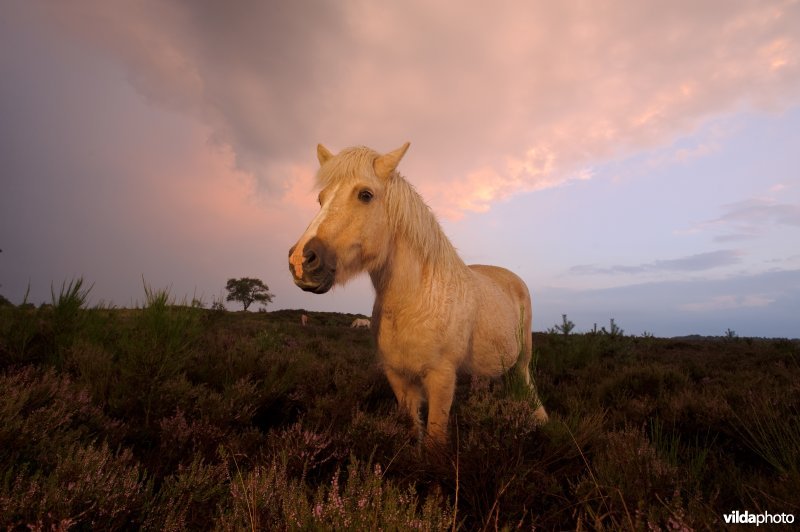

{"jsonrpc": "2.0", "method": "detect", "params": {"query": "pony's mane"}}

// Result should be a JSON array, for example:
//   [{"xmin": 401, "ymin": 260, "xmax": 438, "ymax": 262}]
[
  {"xmin": 385, "ymin": 174, "xmax": 463, "ymax": 271},
  {"xmin": 317, "ymin": 146, "xmax": 463, "ymax": 271}
]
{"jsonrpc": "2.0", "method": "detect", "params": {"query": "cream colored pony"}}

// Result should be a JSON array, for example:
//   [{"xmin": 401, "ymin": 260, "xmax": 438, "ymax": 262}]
[
  {"xmin": 351, "ymin": 318, "xmax": 371, "ymax": 329},
  {"xmin": 289, "ymin": 143, "xmax": 548, "ymax": 444}
]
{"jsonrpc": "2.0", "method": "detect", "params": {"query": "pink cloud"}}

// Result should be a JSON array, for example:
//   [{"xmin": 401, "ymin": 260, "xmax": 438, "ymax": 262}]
[{"xmin": 36, "ymin": 0, "xmax": 800, "ymax": 218}]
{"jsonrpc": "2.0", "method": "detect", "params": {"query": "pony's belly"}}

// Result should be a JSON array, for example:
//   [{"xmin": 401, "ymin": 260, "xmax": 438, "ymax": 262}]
[
  {"xmin": 463, "ymin": 311, "xmax": 521, "ymax": 377},
  {"xmin": 464, "ymin": 343, "xmax": 518, "ymax": 377}
]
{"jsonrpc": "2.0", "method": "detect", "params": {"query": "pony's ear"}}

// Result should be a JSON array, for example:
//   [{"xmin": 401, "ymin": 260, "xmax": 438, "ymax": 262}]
[
  {"xmin": 374, "ymin": 142, "xmax": 410, "ymax": 179},
  {"xmin": 317, "ymin": 144, "xmax": 334, "ymax": 166}
]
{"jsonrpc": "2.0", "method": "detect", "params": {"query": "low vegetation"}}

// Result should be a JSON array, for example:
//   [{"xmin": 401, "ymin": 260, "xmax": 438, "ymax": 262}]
[{"xmin": 1, "ymin": 281, "xmax": 798, "ymax": 529}]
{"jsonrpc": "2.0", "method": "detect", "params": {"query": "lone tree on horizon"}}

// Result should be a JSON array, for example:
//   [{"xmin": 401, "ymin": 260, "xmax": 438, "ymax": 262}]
[{"xmin": 225, "ymin": 277, "xmax": 274, "ymax": 311}]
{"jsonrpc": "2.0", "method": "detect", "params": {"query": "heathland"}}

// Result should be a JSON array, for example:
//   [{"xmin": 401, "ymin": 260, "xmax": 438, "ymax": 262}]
[{"xmin": 1, "ymin": 282, "xmax": 798, "ymax": 529}]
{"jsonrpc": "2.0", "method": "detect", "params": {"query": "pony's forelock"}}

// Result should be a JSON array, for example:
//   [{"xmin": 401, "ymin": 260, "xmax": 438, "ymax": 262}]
[{"xmin": 316, "ymin": 146, "xmax": 379, "ymax": 189}]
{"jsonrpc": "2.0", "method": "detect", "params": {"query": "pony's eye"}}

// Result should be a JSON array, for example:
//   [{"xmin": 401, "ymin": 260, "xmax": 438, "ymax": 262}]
[{"xmin": 358, "ymin": 189, "xmax": 374, "ymax": 203}]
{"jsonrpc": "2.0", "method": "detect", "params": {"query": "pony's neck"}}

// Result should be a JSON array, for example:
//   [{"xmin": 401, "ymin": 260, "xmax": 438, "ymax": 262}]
[
  {"xmin": 369, "ymin": 178, "xmax": 467, "ymax": 303},
  {"xmin": 369, "ymin": 234, "xmax": 430, "ymax": 297},
  {"xmin": 370, "ymin": 218, "xmax": 468, "ymax": 304}
]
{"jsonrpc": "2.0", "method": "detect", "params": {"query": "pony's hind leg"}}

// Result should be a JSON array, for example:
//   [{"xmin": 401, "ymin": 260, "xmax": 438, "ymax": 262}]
[
  {"xmin": 384, "ymin": 367, "xmax": 424, "ymax": 440},
  {"xmin": 531, "ymin": 388, "xmax": 549, "ymax": 424},
  {"xmin": 527, "ymin": 374, "xmax": 549, "ymax": 424},
  {"xmin": 517, "ymin": 330, "xmax": 549, "ymax": 425}
]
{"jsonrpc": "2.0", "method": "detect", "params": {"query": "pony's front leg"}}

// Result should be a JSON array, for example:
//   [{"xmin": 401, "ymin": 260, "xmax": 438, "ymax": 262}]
[
  {"xmin": 384, "ymin": 367, "xmax": 424, "ymax": 440},
  {"xmin": 422, "ymin": 367, "xmax": 456, "ymax": 445}
]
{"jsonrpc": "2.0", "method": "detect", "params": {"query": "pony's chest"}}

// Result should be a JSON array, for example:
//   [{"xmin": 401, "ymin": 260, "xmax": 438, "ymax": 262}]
[
  {"xmin": 376, "ymin": 324, "xmax": 434, "ymax": 372},
  {"xmin": 375, "ymin": 311, "xmax": 467, "ymax": 374}
]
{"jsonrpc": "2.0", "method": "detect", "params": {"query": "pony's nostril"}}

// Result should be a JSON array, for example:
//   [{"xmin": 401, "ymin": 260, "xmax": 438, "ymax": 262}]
[{"xmin": 304, "ymin": 249, "xmax": 320, "ymax": 270}]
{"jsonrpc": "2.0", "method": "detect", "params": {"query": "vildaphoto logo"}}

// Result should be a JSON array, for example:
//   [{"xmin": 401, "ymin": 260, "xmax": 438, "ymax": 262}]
[{"xmin": 723, "ymin": 510, "xmax": 794, "ymax": 526}]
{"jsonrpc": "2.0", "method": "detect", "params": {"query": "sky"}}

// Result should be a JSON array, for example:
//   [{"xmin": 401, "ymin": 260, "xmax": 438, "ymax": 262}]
[{"xmin": 1, "ymin": 1, "xmax": 799, "ymax": 338}]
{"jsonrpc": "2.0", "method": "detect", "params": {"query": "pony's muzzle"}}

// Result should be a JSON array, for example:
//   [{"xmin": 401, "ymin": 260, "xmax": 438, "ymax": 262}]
[{"xmin": 288, "ymin": 238, "xmax": 335, "ymax": 294}]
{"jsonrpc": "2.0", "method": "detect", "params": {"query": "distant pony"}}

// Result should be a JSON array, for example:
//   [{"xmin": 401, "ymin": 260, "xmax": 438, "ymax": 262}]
[
  {"xmin": 351, "ymin": 318, "xmax": 371, "ymax": 329},
  {"xmin": 301, "ymin": 314, "xmax": 309, "ymax": 326},
  {"xmin": 288, "ymin": 143, "xmax": 547, "ymax": 444}
]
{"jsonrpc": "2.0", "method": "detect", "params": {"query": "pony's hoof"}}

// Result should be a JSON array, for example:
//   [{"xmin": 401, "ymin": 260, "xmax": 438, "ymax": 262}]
[
  {"xmin": 422, "ymin": 434, "xmax": 448, "ymax": 453},
  {"xmin": 534, "ymin": 405, "xmax": 549, "ymax": 425}
]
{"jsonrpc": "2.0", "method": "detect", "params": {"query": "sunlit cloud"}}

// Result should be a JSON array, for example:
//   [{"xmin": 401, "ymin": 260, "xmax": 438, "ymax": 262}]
[
  {"xmin": 36, "ymin": 0, "xmax": 800, "ymax": 218},
  {"xmin": 424, "ymin": 147, "xmax": 592, "ymax": 219}
]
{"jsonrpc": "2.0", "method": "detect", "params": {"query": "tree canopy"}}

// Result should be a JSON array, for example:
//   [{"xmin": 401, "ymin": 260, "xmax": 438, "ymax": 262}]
[{"xmin": 224, "ymin": 278, "xmax": 274, "ymax": 311}]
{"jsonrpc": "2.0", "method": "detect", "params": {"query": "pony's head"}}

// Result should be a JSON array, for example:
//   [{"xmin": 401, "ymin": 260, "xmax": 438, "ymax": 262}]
[{"xmin": 288, "ymin": 142, "xmax": 410, "ymax": 293}]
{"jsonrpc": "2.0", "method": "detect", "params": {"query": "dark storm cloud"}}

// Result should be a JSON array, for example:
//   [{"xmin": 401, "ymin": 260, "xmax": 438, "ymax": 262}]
[{"xmin": 42, "ymin": 1, "xmax": 351, "ymax": 181}]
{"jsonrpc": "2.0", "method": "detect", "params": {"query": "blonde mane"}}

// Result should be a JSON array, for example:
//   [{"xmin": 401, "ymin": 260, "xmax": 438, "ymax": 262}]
[{"xmin": 317, "ymin": 146, "xmax": 463, "ymax": 273}]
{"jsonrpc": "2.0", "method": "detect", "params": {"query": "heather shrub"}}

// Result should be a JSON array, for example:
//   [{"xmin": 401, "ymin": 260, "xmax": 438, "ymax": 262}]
[
  {"xmin": 1, "ymin": 440, "xmax": 148, "ymax": 530},
  {"xmin": 0, "ymin": 367, "xmax": 124, "ymax": 468},
  {"xmin": 65, "ymin": 340, "xmax": 117, "ymax": 406},
  {"xmin": 343, "ymin": 408, "xmax": 416, "ymax": 468},
  {"xmin": 619, "ymin": 423, "xmax": 681, "ymax": 492},
  {"xmin": 0, "ymin": 304, "xmax": 42, "ymax": 367},
  {"xmin": 142, "ymin": 456, "xmax": 228, "ymax": 530},
  {"xmin": 0, "ymin": 366, "xmax": 140, "ymax": 530},
  {"xmin": 216, "ymin": 456, "xmax": 454, "ymax": 531},
  {"xmin": 156, "ymin": 406, "xmax": 226, "ymax": 470},
  {"xmin": 456, "ymin": 377, "xmax": 546, "ymax": 448},
  {"xmin": 300, "ymin": 355, "xmax": 389, "ymax": 429},
  {"xmin": 264, "ymin": 420, "xmax": 344, "ymax": 480},
  {"xmin": 423, "ymin": 378, "xmax": 597, "ymax": 529},
  {"xmin": 1, "ymin": 289, "xmax": 798, "ymax": 529},
  {"xmin": 573, "ymin": 425, "xmax": 692, "ymax": 530},
  {"xmin": 189, "ymin": 327, "xmax": 298, "ymax": 392},
  {"xmin": 597, "ymin": 363, "xmax": 689, "ymax": 423}
]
